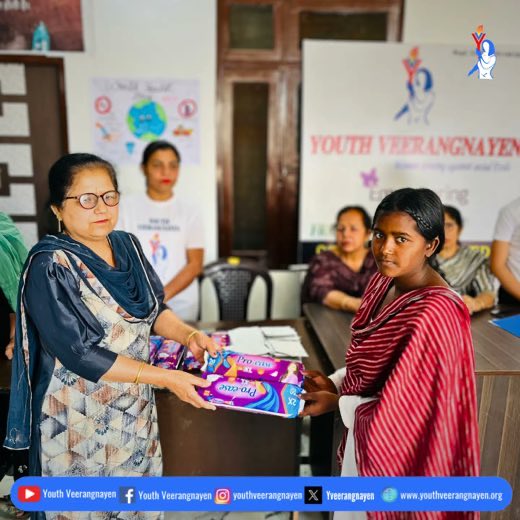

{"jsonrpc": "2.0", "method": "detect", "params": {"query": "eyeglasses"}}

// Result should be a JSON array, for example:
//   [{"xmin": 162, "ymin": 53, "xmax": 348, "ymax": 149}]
[{"xmin": 64, "ymin": 190, "xmax": 120, "ymax": 210}]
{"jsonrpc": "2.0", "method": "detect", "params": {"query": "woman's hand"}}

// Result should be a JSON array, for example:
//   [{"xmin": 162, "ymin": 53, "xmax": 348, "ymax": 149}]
[
  {"xmin": 303, "ymin": 370, "xmax": 337, "ymax": 393},
  {"xmin": 462, "ymin": 295, "xmax": 478, "ymax": 315},
  {"xmin": 299, "ymin": 391, "xmax": 339, "ymax": 417},
  {"xmin": 163, "ymin": 370, "xmax": 216, "ymax": 410},
  {"xmin": 323, "ymin": 290, "xmax": 361, "ymax": 313},
  {"xmin": 5, "ymin": 314, "xmax": 15, "ymax": 360},
  {"xmin": 4, "ymin": 337, "xmax": 14, "ymax": 360},
  {"xmin": 187, "ymin": 331, "xmax": 221, "ymax": 363}
]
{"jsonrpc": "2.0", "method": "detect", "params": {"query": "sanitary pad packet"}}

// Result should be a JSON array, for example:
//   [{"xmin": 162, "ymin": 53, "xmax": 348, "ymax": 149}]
[
  {"xmin": 198, "ymin": 373, "xmax": 304, "ymax": 418},
  {"xmin": 149, "ymin": 336, "xmax": 185, "ymax": 370},
  {"xmin": 204, "ymin": 350, "xmax": 304, "ymax": 386}
]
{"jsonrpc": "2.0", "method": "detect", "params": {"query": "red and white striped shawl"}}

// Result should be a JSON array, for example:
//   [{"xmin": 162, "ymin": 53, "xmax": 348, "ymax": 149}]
[{"xmin": 339, "ymin": 272, "xmax": 480, "ymax": 519}]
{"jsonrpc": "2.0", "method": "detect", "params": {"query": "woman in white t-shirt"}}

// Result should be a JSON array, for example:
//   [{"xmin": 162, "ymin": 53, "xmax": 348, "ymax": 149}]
[
  {"xmin": 491, "ymin": 197, "xmax": 520, "ymax": 305},
  {"xmin": 118, "ymin": 141, "xmax": 204, "ymax": 320}
]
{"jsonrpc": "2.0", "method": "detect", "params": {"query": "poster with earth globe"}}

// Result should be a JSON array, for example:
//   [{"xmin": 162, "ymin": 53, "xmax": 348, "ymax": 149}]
[{"xmin": 91, "ymin": 77, "xmax": 200, "ymax": 165}]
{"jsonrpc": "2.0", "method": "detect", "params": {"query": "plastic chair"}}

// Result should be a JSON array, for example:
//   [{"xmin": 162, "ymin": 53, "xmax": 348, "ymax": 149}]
[{"xmin": 201, "ymin": 258, "xmax": 273, "ymax": 321}]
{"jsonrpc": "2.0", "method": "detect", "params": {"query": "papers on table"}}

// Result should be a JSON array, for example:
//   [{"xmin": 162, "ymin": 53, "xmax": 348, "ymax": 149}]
[
  {"xmin": 227, "ymin": 326, "xmax": 308, "ymax": 358},
  {"xmin": 260, "ymin": 326, "xmax": 297, "ymax": 338},
  {"xmin": 227, "ymin": 327, "xmax": 267, "ymax": 355}
]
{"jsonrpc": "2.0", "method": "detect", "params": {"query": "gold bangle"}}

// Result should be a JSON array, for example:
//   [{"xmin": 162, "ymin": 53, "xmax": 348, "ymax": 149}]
[
  {"xmin": 184, "ymin": 329, "xmax": 200, "ymax": 346},
  {"xmin": 134, "ymin": 362, "xmax": 146, "ymax": 384}
]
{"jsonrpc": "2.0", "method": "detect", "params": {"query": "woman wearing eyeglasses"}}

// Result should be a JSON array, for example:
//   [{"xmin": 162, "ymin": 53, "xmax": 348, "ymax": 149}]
[
  {"xmin": 4, "ymin": 154, "xmax": 219, "ymax": 516},
  {"xmin": 301, "ymin": 206, "xmax": 377, "ymax": 312}
]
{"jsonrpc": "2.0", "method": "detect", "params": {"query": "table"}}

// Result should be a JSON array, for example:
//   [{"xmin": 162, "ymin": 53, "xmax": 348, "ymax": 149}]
[
  {"xmin": 0, "ymin": 318, "xmax": 330, "ymax": 477},
  {"xmin": 156, "ymin": 318, "xmax": 331, "ymax": 476},
  {"xmin": 303, "ymin": 303, "xmax": 520, "ymax": 520}
]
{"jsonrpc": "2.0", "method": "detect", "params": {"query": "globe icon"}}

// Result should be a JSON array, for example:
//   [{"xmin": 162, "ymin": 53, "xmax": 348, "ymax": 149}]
[
  {"xmin": 127, "ymin": 99, "xmax": 167, "ymax": 141},
  {"xmin": 381, "ymin": 487, "xmax": 398, "ymax": 503}
]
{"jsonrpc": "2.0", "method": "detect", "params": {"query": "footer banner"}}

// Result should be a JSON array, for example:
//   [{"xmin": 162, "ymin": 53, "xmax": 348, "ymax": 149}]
[{"xmin": 11, "ymin": 477, "xmax": 511, "ymax": 512}]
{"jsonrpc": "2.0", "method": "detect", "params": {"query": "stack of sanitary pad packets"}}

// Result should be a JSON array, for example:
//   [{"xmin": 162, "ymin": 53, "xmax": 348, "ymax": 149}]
[{"xmin": 198, "ymin": 351, "xmax": 305, "ymax": 419}]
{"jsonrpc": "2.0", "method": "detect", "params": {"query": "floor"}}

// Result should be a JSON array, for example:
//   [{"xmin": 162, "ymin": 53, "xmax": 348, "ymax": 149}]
[{"xmin": 0, "ymin": 418, "xmax": 325, "ymax": 520}]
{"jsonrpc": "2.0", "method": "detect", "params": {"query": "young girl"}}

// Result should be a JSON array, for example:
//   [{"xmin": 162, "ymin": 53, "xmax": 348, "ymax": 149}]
[{"xmin": 302, "ymin": 188, "xmax": 480, "ymax": 519}]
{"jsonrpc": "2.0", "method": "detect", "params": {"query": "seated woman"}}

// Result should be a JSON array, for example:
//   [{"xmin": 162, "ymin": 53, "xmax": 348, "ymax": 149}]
[
  {"xmin": 301, "ymin": 206, "xmax": 377, "ymax": 313},
  {"xmin": 490, "ymin": 196, "xmax": 520, "ymax": 305},
  {"xmin": 435, "ymin": 205, "xmax": 495, "ymax": 314},
  {"xmin": 302, "ymin": 189, "xmax": 480, "ymax": 507}
]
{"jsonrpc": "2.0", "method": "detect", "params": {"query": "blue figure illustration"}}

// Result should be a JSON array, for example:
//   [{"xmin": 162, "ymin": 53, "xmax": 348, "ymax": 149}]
[
  {"xmin": 395, "ymin": 68, "xmax": 435, "ymax": 125},
  {"xmin": 149, "ymin": 233, "xmax": 167, "ymax": 265},
  {"xmin": 468, "ymin": 39, "xmax": 496, "ymax": 80},
  {"xmin": 206, "ymin": 350, "xmax": 237, "ymax": 375},
  {"xmin": 246, "ymin": 382, "xmax": 280, "ymax": 413}
]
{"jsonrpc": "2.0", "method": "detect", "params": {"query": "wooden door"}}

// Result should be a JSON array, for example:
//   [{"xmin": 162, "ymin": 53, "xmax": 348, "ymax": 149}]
[
  {"xmin": 0, "ymin": 55, "xmax": 68, "ymax": 246},
  {"xmin": 218, "ymin": 0, "xmax": 403, "ymax": 268}
]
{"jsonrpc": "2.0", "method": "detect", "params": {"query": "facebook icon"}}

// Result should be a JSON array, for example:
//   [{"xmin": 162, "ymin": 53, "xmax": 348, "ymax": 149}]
[{"xmin": 119, "ymin": 487, "xmax": 136, "ymax": 504}]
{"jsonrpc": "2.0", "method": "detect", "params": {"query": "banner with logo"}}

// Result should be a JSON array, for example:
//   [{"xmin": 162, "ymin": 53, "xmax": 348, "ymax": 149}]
[
  {"xmin": 299, "ymin": 39, "xmax": 520, "ymax": 261},
  {"xmin": 11, "ymin": 476, "xmax": 511, "ymax": 512},
  {"xmin": 91, "ymin": 77, "xmax": 200, "ymax": 166}
]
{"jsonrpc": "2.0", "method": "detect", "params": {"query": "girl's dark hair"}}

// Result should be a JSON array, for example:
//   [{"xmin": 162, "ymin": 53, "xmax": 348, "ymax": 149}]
[
  {"xmin": 141, "ymin": 140, "xmax": 181, "ymax": 165},
  {"xmin": 373, "ymin": 188, "xmax": 445, "ymax": 256},
  {"xmin": 443, "ymin": 205, "xmax": 463, "ymax": 229},
  {"xmin": 48, "ymin": 153, "xmax": 118, "ymax": 208},
  {"xmin": 336, "ymin": 205, "xmax": 372, "ymax": 231}
]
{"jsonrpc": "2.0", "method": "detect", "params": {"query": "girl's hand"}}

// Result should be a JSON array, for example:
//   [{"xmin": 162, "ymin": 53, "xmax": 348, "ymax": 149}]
[
  {"xmin": 303, "ymin": 370, "xmax": 337, "ymax": 394},
  {"xmin": 299, "ymin": 391, "xmax": 339, "ymax": 417},
  {"xmin": 164, "ymin": 370, "xmax": 216, "ymax": 410}
]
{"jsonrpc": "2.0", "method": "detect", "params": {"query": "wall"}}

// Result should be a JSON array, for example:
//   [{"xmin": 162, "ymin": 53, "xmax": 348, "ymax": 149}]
[
  {"xmin": 1, "ymin": 0, "xmax": 218, "ymax": 259},
  {"xmin": 403, "ymin": 0, "xmax": 520, "ymax": 45},
  {"xmin": 68, "ymin": 0, "xmax": 217, "ymax": 260}
]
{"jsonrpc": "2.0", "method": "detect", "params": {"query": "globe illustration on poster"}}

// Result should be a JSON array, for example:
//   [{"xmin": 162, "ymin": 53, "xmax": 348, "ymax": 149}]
[{"xmin": 127, "ymin": 99, "xmax": 167, "ymax": 141}]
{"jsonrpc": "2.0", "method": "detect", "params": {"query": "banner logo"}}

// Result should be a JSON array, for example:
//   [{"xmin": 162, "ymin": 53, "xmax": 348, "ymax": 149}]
[
  {"xmin": 304, "ymin": 486, "xmax": 323, "ymax": 504},
  {"xmin": 395, "ymin": 47, "xmax": 435, "ymax": 125},
  {"xmin": 119, "ymin": 487, "xmax": 136, "ymax": 504},
  {"xmin": 382, "ymin": 487, "xmax": 399, "ymax": 503},
  {"xmin": 360, "ymin": 167, "xmax": 379, "ymax": 188},
  {"xmin": 18, "ymin": 486, "xmax": 41, "ymax": 503},
  {"xmin": 214, "ymin": 488, "xmax": 231, "ymax": 505},
  {"xmin": 468, "ymin": 25, "xmax": 496, "ymax": 80}
]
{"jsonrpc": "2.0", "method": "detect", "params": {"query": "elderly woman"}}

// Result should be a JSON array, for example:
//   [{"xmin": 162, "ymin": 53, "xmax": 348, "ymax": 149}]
[
  {"xmin": 4, "ymin": 154, "xmax": 219, "ymax": 520},
  {"xmin": 436, "ymin": 205, "xmax": 495, "ymax": 314},
  {"xmin": 301, "ymin": 206, "xmax": 377, "ymax": 313}
]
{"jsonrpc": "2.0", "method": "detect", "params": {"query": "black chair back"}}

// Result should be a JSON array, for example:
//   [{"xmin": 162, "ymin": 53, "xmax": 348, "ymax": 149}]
[{"xmin": 201, "ymin": 259, "xmax": 273, "ymax": 321}]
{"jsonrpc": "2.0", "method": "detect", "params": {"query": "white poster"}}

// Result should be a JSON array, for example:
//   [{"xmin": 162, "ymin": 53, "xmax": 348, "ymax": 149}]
[
  {"xmin": 91, "ymin": 77, "xmax": 200, "ymax": 165},
  {"xmin": 300, "ymin": 40, "xmax": 520, "ymax": 259}
]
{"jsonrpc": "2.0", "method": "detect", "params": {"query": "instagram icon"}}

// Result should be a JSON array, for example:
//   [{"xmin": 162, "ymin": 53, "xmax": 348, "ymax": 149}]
[{"xmin": 214, "ymin": 488, "xmax": 232, "ymax": 505}]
